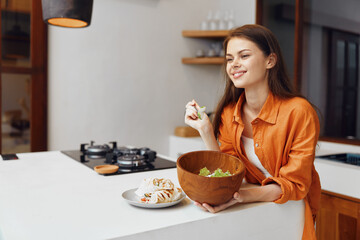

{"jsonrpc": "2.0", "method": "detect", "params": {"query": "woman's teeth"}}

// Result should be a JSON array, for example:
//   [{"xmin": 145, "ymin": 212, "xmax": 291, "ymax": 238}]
[{"xmin": 234, "ymin": 72, "xmax": 245, "ymax": 78}]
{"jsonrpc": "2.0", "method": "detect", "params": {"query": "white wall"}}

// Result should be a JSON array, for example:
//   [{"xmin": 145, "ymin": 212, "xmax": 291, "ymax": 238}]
[{"xmin": 48, "ymin": 0, "xmax": 255, "ymax": 155}]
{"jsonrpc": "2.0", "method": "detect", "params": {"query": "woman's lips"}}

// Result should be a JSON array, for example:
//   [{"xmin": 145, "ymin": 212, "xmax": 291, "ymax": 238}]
[{"xmin": 232, "ymin": 71, "xmax": 246, "ymax": 79}]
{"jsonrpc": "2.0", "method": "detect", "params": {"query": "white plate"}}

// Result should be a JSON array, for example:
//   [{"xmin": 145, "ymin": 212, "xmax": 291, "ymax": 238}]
[{"xmin": 122, "ymin": 188, "xmax": 186, "ymax": 208}]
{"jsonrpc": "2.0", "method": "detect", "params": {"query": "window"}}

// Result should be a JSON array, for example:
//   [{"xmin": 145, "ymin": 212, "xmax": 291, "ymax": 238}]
[{"xmin": 258, "ymin": 0, "xmax": 360, "ymax": 144}]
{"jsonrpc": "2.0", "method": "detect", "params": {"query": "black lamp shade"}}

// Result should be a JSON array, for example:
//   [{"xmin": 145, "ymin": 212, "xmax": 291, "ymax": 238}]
[{"xmin": 41, "ymin": 0, "xmax": 94, "ymax": 28}]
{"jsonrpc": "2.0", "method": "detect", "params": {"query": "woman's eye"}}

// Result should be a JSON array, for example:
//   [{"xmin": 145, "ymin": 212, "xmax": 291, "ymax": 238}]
[
  {"xmin": 241, "ymin": 54, "xmax": 249, "ymax": 58},
  {"xmin": 226, "ymin": 58, "xmax": 233, "ymax": 62}
]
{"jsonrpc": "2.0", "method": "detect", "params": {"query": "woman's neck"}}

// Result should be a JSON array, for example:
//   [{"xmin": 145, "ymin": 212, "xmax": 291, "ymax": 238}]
[{"xmin": 244, "ymin": 86, "xmax": 269, "ymax": 116}]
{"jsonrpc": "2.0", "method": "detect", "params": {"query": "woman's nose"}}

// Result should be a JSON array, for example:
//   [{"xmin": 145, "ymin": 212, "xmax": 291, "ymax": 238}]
[{"xmin": 232, "ymin": 58, "xmax": 240, "ymax": 68}]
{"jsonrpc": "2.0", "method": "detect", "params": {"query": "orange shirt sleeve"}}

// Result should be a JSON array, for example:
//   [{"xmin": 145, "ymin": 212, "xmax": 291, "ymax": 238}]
[{"xmin": 262, "ymin": 101, "xmax": 320, "ymax": 204}]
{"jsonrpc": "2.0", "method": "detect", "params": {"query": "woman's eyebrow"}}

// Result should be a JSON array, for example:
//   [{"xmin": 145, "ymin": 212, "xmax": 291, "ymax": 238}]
[{"xmin": 226, "ymin": 49, "xmax": 251, "ymax": 56}]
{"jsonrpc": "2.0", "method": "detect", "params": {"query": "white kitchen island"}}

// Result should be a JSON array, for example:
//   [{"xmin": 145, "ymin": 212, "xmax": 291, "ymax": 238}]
[{"xmin": 0, "ymin": 151, "xmax": 305, "ymax": 240}]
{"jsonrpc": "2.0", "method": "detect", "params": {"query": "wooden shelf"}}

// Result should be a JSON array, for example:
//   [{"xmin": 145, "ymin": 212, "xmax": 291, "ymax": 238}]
[
  {"xmin": 182, "ymin": 57, "xmax": 224, "ymax": 65},
  {"xmin": 181, "ymin": 30, "xmax": 228, "ymax": 65},
  {"xmin": 182, "ymin": 30, "xmax": 229, "ymax": 38}
]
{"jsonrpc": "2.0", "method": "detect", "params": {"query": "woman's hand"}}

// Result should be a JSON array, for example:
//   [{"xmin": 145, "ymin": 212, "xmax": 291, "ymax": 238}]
[
  {"xmin": 194, "ymin": 184, "xmax": 282, "ymax": 213},
  {"xmin": 184, "ymin": 100, "xmax": 212, "ymax": 133},
  {"xmin": 194, "ymin": 198, "xmax": 239, "ymax": 213},
  {"xmin": 184, "ymin": 100, "xmax": 220, "ymax": 151}
]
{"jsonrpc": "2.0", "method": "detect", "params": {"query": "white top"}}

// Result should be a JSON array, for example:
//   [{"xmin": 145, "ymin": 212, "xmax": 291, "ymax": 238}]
[{"xmin": 242, "ymin": 136, "xmax": 271, "ymax": 178}]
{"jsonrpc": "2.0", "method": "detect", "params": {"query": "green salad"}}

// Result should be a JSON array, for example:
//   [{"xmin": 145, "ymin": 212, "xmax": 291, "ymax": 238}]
[{"xmin": 198, "ymin": 167, "xmax": 232, "ymax": 177}]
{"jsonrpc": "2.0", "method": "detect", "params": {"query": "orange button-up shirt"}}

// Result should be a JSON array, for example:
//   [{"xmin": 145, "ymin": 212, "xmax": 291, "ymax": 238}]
[{"xmin": 218, "ymin": 91, "xmax": 321, "ymax": 239}]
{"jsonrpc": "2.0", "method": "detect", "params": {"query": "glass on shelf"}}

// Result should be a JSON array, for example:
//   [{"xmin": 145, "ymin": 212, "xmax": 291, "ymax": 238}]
[{"xmin": 199, "ymin": 10, "xmax": 236, "ymax": 31}]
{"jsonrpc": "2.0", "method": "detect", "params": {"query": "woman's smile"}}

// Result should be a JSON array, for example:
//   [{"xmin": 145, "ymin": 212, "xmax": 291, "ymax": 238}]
[{"xmin": 232, "ymin": 70, "xmax": 247, "ymax": 79}]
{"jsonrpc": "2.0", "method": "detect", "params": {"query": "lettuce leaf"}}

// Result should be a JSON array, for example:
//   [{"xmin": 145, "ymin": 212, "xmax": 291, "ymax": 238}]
[{"xmin": 199, "ymin": 167, "xmax": 211, "ymax": 176}]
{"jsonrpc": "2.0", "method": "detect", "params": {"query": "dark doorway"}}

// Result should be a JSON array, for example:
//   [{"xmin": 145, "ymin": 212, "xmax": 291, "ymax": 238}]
[{"xmin": 325, "ymin": 30, "xmax": 359, "ymax": 139}]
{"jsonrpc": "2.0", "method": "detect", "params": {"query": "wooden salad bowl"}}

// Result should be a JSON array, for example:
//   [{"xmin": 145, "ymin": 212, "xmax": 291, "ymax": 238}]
[{"xmin": 177, "ymin": 150, "xmax": 246, "ymax": 205}]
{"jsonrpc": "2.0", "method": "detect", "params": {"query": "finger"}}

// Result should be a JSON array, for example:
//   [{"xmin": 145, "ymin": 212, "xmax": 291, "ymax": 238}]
[
  {"xmin": 185, "ymin": 107, "xmax": 197, "ymax": 114},
  {"xmin": 194, "ymin": 202, "xmax": 209, "ymax": 212},
  {"xmin": 192, "ymin": 100, "xmax": 201, "ymax": 111},
  {"xmin": 185, "ymin": 104, "xmax": 197, "ymax": 113},
  {"xmin": 205, "ymin": 198, "xmax": 238, "ymax": 213},
  {"xmin": 202, "ymin": 203, "xmax": 218, "ymax": 213},
  {"xmin": 185, "ymin": 108, "xmax": 199, "ymax": 120},
  {"xmin": 185, "ymin": 100, "xmax": 198, "ymax": 108},
  {"xmin": 233, "ymin": 192, "xmax": 244, "ymax": 203},
  {"xmin": 185, "ymin": 113, "xmax": 197, "ymax": 121},
  {"xmin": 212, "ymin": 205, "xmax": 229, "ymax": 212},
  {"xmin": 192, "ymin": 102, "xmax": 200, "ymax": 111},
  {"xmin": 222, "ymin": 198, "xmax": 238, "ymax": 208},
  {"xmin": 185, "ymin": 101, "xmax": 194, "ymax": 108}
]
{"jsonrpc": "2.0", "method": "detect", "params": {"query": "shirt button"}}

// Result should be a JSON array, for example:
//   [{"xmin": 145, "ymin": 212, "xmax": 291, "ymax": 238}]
[
  {"xmin": 253, "ymin": 120, "xmax": 258, "ymax": 124},
  {"xmin": 255, "ymin": 143, "xmax": 259, "ymax": 147}
]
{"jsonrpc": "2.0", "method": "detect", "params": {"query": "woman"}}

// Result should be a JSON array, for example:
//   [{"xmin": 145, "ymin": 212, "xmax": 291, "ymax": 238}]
[{"xmin": 185, "ymin": 24, "xmax": 320, "ymax": 239}]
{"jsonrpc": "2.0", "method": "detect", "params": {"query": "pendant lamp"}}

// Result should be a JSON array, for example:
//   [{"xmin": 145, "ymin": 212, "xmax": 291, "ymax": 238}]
[{"xmin": 41, "ymin": 0, "xmax": 94, "ymax": 28}]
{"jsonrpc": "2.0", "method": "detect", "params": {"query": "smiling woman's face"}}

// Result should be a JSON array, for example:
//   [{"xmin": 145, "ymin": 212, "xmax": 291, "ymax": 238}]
[{"xmin": 225, "ymin": 37, "xmax": 273, "ymax": 90}]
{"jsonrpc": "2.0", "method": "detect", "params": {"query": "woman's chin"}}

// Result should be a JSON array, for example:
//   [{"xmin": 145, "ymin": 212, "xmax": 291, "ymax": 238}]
[{"xmin": 231, "ymin": 80, "xmax": 246, "ymax": 89}]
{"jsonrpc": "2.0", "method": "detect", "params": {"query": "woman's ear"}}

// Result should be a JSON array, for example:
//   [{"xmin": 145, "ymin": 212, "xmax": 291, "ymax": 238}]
[{"xmin": 266, "ymin": 53, "xmax": 277, "ymax": 69}]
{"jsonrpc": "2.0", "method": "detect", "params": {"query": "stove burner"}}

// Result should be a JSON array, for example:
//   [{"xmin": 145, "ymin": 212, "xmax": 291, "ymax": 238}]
[
  {"xmin": 117, "ymin": 155, "xmax": 147, "ymax": 167},
  {"xmin": 87, "ymin": 144, "xmax": 110, "ymax": 154},
  {"xmin": 106, "ymin": 146, "xmax": 156, "ymax": 166},
  {"xmin": 81, "ymin": 141, "xmax": 117, "ymax": 157}
]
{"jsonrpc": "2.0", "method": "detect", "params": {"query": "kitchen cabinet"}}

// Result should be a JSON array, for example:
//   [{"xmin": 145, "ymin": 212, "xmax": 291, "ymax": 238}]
[
  {"xmin": 316, "ymin": 190, "xmax": 360, "ymax": 240},
  {"xmin": 181, "ymin": 30, "xmax": 228, "ymax": 65}
]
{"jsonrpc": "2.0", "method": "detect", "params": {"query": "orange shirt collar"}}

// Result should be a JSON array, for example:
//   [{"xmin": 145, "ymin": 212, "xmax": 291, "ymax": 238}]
[{"xmin": 232, "ymin": 91, "xmax": 281, "ymax": 125}]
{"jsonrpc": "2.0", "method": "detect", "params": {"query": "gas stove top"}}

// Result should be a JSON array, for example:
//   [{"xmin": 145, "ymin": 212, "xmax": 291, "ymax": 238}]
[{"xmin": 61, "ymin": 141, "xmax": 177, "ymax": 175}]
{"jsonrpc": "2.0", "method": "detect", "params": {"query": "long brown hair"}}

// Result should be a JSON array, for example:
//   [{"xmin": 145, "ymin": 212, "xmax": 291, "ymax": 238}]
[{"xmin": 213, "ymin": 24, "xmax": 302, "ymax": 137}]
